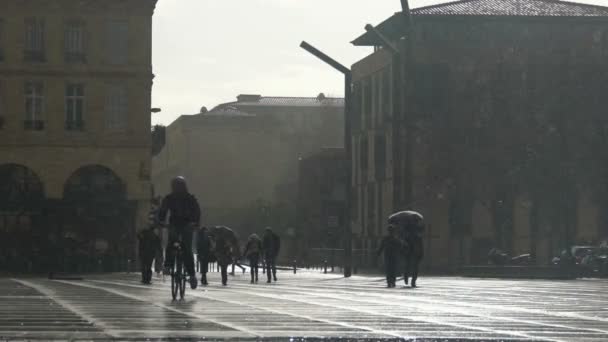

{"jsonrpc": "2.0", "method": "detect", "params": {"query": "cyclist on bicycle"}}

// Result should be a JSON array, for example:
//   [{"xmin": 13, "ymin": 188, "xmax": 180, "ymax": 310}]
[{"xmin": 158, "ymin": 176, "xmax": 200, "ymax": 290}]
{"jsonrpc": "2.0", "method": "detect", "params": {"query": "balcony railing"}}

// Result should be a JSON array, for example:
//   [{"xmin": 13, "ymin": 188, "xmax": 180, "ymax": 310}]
[
  {"xmin": 23, "ymin": 50, "xmax": 46, "ymax": 63},
  {"xmin": 23, "ymin": 119, "xmax": 44, "ymax": 131},
  {"xmin": 65, "ymin": 52, "xmax": 87, "ymax": 64},
  {"xmin": 65, "ymin": 120, "xmax": 85, "ymax": 131}
]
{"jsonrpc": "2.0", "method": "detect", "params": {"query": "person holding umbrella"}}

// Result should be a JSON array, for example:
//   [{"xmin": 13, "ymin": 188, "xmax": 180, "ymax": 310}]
[
  {"xmin": 388, "ymin": 211, "xmax": 425, "ymax": 288},
  {"xmin": 209, "ymin": 226, "xmax": 240, "ymax": 286}
]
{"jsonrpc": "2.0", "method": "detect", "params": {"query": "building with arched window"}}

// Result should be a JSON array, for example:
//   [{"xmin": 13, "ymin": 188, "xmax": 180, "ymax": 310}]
[{"xmin": 0, "ymin": 0, "xmax": 158, "ymax": 272}]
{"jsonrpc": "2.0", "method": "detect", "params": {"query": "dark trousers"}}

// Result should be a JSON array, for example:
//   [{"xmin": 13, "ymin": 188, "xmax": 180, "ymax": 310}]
[
  {"xmin": 231, "ymin": 261, "xmax": 245, "ymax": 274},
  {"xmin": 199, "ymin": 257, "xmax": 209, "ymax": 283},
  {"xmin": 220, "ymin": 264, "xmax": 228, "ymax": 285},
  {"xmin": 165, "ymin": 226, "xmax": 195, "ymax": 278},
  {"xmin": 154, "ymin": 250, "xmax": 163, "ymax": 273},
  {"xmin": 265, "ymin": 256, "xmax": 277, "ymax": 281},
  {"xmin": 248, "ymin": 254, "xmax": 260, "ymax": 282},
  {"xmin": 141, "ymin": 253, "xmax": 154, "ymax": 283},
  {"xmin": 384, "ymin": 257, "xmax": 398, "ymax": 286},
  {"xmin": 404, "ymin": 257, "xmax": 420, "ymax": 285}
]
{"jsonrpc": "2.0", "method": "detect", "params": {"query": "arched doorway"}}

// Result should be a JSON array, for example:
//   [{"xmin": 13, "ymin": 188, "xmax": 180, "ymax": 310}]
[
  {"xmin": 0, "ymin": 164, "xmax": 45, "ymax": 272},
  {"xmin": 60, "ymin": 165, "xmax": 135, "ymax": 273}
]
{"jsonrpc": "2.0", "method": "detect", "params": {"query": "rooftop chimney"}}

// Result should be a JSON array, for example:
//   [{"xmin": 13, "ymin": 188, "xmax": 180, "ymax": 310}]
[{"xmin": 237, "ymin": 94, "xmax": 262, "ymax": 102}]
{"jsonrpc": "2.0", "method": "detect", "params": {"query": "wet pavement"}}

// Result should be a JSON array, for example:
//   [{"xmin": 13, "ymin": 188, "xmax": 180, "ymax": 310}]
[{"xmin": 0, "ymin": 271, "xmax": 607, "ymax": 341}]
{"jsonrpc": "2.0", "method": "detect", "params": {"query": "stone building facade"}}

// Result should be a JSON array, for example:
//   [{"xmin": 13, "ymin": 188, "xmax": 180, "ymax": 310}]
[
  {"xmin": 152, "ymin": 94, "xmax": 344, "ymax": 241},
  {"xmin": 0, "ymin": 0, "xmax": 157, "ymax": 272},
  {"xmin": 350, "ymin": 0, "xmax": 608, "ymax": 269},
  {"xmin": 297, "ymin": 147, "xmax": 346, "ymax": 260}
]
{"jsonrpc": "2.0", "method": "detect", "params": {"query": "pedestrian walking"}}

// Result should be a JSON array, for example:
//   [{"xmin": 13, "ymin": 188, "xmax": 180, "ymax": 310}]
[
  {"xmin": 263, "ymin": 227, "xmax": 280, "ymax": 283},
  {"xmin": 209, "ymin": 226, "xmax": 240, "ymax": 286},
  {"xmin": 196, "ymin": 226, "xmax": 213, "ymax": 286},
  {"xmin": 404, "ymin": 230, "xmax": 423, "ymax": 288},
  {"xmin": 243, "ymin": 233, "xmax": 263, "ymax": 283},
  {"xmin": 137, "ymin": 226, "xmax": 162, "ymax": 284},
  {"xmin": 377, "ymin": 225, "xmax": 404, "ymax": 288},
  {"xmin": 387, "ymin": 210, "xmax": 425, "ymax": 288}
]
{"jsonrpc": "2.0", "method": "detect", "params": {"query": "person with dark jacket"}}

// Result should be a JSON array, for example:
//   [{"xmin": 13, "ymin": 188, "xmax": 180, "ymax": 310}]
[
  {"xmin": 263, "ymin": 227, "xmax": 280, "ymax": 283},
  {"xmin": 209, "ymin": 226, "xmax": 240, "ymax": 286},
  {"xmin": 196, "ymin": 226, "xmax": 212, "ymax": 286},
  {"xmin": 243, "ymin": 234, "xmax": 263, "ymax": 283},
  {"xmin": 138, "ymin": 226, "xmax": 162, "ymax": 284},
  {"xmin": 404, "ymin": 231, "xmax": 424, "ymax": 287},
  {"xmin": 158, "ymin": 176, "xmax": 201, "ymax": 290},
  {"xmin": 377, "ymin": 225, "xmax": 404, "ymax": 288}
]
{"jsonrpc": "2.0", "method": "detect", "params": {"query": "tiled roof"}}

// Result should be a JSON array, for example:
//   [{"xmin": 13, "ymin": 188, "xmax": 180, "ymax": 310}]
[
  {"xmin": 204, "ymin": 106, "xmax": 254, "ymax": 117},
  {"xmin": 228, "ymin": 96, "xmax": 345, "ymax": 108},
  {"xmin": 412, "ymin": 0, "xmax": 608, "ymax": 17},
  {"xmin": 352, "ymin": 0, "xmax": 608, "ymax": 46}
]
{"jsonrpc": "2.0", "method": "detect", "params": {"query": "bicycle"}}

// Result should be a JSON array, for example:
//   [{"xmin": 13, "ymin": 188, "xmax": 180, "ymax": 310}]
[{"xmin": 170, "ymin": 237, "xmax": 187, "ymax": 300}]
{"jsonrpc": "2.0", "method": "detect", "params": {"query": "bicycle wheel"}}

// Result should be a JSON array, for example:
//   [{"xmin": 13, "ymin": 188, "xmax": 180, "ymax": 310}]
[
  {"xmin": 179, "ymin": 263, "xmax": 186, "ymax": 299},
  {"xmin": 171, "ymin": 261, "xmax": 179, "ymax": 300}
]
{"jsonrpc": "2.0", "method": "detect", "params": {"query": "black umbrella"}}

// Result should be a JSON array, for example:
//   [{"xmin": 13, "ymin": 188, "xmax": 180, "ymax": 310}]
[
  {"xmin": 388, "ymin": 211, "xmax": 424, "ymax": 233},
  {"xmin": 209, "ymin": 226, "xmax": 236, "ymax": 241}
]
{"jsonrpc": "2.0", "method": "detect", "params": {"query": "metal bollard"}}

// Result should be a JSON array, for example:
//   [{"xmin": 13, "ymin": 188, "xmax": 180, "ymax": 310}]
[
  {"xmin": 127, "ymin": 259, "xmax": 131, "ymax": 274},
  {"xmin": 324, "ymin": 260, "xmax": 328, "ymax": 274},
  {"xmin": 293, "ymin": 260, "xmax": 297, "ymax": 274}
]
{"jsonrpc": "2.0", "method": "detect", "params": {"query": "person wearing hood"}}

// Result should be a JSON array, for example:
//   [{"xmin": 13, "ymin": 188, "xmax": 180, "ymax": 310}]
[
  {"xmin": 243, "ymin": 233, "xmax": 263, "ymax": 283},
  {"xmin": 158, "ymin": 176, "xmax": 201, "ymax": 290}
]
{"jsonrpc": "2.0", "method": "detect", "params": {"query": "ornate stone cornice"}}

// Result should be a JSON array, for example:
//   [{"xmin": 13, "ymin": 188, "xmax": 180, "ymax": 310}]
[
  {"xmin": 4, "ymin": 0, "xmax": 159, "ymax": 16},
  {"xmin": 0, "ymin": 68, "xmax": 154, "ymax": 80}
]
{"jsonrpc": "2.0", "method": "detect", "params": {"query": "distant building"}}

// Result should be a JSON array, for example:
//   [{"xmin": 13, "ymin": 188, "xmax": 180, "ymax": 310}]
[
  {"xmin": 297, "ymin": 147, "xmax": 346, "ymax": 259},
  {"xmin": 0, "ymin": 0, "xmax": 158, "ymax": 272},
  {"xmin": 350, "ymin": 0, "xmax": 608, "ymax": 268},
  {"xmin": 152, "ymin": 94, "xmax": 344, "ymax": 239}
]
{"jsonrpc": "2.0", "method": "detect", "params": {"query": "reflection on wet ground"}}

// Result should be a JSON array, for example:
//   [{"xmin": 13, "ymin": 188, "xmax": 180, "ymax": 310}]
[{"xmin": 0, "ymin": 272, "xmax": 606, "ymax": 341}]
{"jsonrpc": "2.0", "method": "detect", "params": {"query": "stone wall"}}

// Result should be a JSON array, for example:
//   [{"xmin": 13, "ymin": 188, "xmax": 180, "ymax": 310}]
[{"xmin": 352, "ymin": 17, "xmax": 608, "ymax": 269}]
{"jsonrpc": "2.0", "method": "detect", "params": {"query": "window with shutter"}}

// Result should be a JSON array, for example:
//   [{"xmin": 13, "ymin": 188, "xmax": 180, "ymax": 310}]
[
  {"xmin": 106, "ymin": 20, "xmax": 128, "ymax": 65},
  {"xmin": 65, "ymin": 21, "xmax": 86, "ymax": 63},
  {"xmin": 65, "ymin": 83, "xmax": 85, "ymax": 131},
  {"xmin": 0, "ymin": 19, "xmax": 4, "ymax": 62},
  {"xmin": 105, "ymin": 84, "xmax": 128, "ymax": 131},
  {"xmin": 24, "ymin": 81, "xmax": 44, "ymax": 130},
  {"xmin": 24, "ymin": 18, "xmax": 45, "ymax": 62},
  {"xmin": 0, "ymin": 81, "xmax": 4, "ymax": 129}
]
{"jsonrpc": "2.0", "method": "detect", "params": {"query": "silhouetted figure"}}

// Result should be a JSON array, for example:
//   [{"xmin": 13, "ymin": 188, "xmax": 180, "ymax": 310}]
[
  {"xmin": 244, "ymin": 233, "xmax": 263, "ymax": 283},
  {"xmin": 158, "ymin": 176, "xmax": 201, "ymax": 290},
  {"xmin": 377, "ymin": 226, "xmax": 404, "ymax": 288},
  {"xmin": 210, "ymin": 226, "xmax": 240, "ymax": 286},
  {"xmin": 196, "ymin": 226, "xmax": 212, "ymax": 286},
  {"xmin": 263, "ymin": 227, "xmax": 281, "ymax": 283},
  {"xmin": 138, "ymin": 226, "xmax": 162, "ymax": 284},
  {"xmin": 388, "ymin": 211, "xmax": 425, "ymax": 288},
  {"xmin": 404, "ymin": 231, "xmax": 423, "ymax": 287}
]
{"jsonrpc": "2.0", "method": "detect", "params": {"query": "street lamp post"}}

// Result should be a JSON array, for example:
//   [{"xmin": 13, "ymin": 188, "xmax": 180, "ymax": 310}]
[{"xmin": 300, "ymin": 41, "xmax": 353, "ymax": 278}]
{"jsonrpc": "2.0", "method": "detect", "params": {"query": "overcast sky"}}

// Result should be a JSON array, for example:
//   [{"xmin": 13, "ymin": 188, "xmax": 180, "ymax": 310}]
[{"xmin": 151, "ymin": 0, "xmax": 606, "ymax": 126}]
